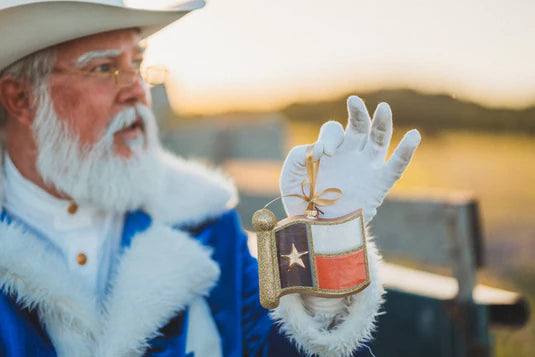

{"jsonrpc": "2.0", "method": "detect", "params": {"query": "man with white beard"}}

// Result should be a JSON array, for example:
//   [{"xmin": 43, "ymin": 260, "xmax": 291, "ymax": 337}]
[
  {"xmin": 0, "ymin": 1, "xmax": 420, "ymax": 356},
  {"xmin": 33, "ymin": 97, "xmax": 164, "ymax": 213}
]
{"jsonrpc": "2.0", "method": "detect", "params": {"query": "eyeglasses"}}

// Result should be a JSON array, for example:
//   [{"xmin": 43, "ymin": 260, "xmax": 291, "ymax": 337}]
[{"xmin": 52, "ymin": 64, "xmax": 168, "ymax": 88}]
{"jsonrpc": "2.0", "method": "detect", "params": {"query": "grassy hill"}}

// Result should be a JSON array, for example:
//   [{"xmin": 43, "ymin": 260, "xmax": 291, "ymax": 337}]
[{"xmin": 282, "ymin": 89, "xmax": 535, "ymax": 134}]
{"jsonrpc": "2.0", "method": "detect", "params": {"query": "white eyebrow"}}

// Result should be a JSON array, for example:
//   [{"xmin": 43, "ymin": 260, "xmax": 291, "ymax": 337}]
[{"xmin": 74, "ymin": 49, "xmax": 122, "ymax": 68}]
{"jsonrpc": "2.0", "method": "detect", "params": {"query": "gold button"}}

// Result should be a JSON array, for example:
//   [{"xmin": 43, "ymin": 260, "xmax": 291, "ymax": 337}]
[
  {"xmin": 67, "ymin": 202, "xmax": 78, "ymax": 215},
  {"xmin": 77, "ymin": 253, "xmax": 87, "ymax": 266}
]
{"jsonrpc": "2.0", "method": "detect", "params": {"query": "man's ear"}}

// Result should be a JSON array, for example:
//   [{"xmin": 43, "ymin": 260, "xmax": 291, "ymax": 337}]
[{"xmin": 0, "ymin": 77, "xmax": 36, "ymax": 127}]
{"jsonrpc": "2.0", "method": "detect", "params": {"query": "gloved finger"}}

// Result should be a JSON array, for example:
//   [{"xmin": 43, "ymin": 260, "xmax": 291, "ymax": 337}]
[
  {"xmin": 383, "ymin": 129, "xmax": 421, "ymax": 187},
  {"xmin": 280, "ymin": 141, "xmax": 323, "ymax": 197},
  {"xmin": 318, "ymin": 120, "xmax": 345, "ymax": 157},
  {"xmin": 364, "ymin": 102, "xmax": 393, "ymax": 163},
  {"xmin": 282, "ymin": 141, "xmax": 324, "ymax": 173},
  {"xmin": 344, "ymin": 95, "xmax": 370, "ymax": 151}
]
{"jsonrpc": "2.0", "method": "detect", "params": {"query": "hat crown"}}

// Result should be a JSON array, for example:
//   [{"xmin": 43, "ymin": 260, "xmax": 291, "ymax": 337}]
[
  {"xmin": 0, "ymin": 0, "xmax": 204, "ymax": 72},
  {"xmin": 1, "ymin": 0, "xmax": 125, "ymax": 11}
]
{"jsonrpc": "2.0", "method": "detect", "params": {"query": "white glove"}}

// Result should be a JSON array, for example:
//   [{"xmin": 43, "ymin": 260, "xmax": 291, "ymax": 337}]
[
  {"xmin": 279, "ymin": 95, "xmax": 420, "ymax": 322},
  {"xmin": 280, "ymin": 95, "xmax": 421, "ymax": 223}
]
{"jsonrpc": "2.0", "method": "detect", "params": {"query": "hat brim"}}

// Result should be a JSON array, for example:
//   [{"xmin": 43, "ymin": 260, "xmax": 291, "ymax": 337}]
[{"xmin": 1, "ymin": 0, "xmax": 205, "ymax": 71}]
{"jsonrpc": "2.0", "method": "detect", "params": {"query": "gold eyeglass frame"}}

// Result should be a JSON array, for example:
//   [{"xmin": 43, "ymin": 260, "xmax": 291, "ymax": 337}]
[{"xmin": 52, "ymin": 64, "xmax": 168, "ymax": 88}]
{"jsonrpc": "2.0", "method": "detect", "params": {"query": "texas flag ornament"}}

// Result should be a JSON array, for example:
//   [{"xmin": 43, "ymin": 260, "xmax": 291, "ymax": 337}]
[
  {"xmin": 258, "ymin": 184, "xmax": 375, "ymax": 311},
  {"xmin": 253, "ymin": 208, "xmax": 370, "ymax": 309}
]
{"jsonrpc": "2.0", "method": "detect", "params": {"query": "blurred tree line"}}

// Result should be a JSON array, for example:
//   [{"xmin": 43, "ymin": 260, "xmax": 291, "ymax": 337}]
[{"xmin": 282, "ymin": 89, "xmax": 535, "ymax": 134}]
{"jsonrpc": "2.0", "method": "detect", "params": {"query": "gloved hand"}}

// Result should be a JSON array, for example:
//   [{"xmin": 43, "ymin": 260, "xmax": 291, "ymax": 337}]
[
  {"xmin": 280, "ymin": 95, "xmax": 421, "ymax": 223},
  {"xmin": 279, "ymin": 95, "xmax": 420, "ymax": 324}
]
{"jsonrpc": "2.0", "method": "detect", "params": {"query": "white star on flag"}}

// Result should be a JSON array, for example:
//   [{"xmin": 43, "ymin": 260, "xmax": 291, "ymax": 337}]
[{"xmin": 281, "ymin": 243, "xmax": 309, "ymax": 271}]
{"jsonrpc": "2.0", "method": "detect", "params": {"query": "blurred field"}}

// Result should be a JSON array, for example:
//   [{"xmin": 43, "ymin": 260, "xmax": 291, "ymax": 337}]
[{"xmin": 287, "ymin": 121, "xmax": 535, "ymax": 356}]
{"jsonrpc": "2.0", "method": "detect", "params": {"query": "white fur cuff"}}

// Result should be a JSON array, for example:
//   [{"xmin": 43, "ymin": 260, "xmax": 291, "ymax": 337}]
[{"xmin": 270, "ymin": 240, "xmax": 385, "ymax": 357}]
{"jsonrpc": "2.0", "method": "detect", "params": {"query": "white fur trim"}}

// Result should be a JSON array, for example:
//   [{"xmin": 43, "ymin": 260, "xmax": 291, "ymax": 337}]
[
  {"xmin": 96, "ymin": 224, "xmax": 220, "ymax": 357},
  {"xmin": 0, "ymin": 221, "xmax": 100, "ymax": 356},
  {"xmin": 144, "ymin": 150, "xmax": 238, "ymax": 226},
  {"xmin": 0, "ymin": 219, "xmax": 220, "ymax": 357},
  {"xmin": 270, "ymin": 238, "xmax": 385, "ymax": 357}
]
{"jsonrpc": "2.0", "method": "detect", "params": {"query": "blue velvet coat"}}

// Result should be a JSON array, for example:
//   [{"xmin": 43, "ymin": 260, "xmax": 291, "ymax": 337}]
[{"xmin": 0, "ymin": 208, "xmax": 369, "ymax": 357}]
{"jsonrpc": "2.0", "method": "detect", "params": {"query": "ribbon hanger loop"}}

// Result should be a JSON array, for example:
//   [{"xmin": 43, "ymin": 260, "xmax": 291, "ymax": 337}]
[{"xmin": 265, "ymin": 145, "xmax": 342, "ymax": 218}]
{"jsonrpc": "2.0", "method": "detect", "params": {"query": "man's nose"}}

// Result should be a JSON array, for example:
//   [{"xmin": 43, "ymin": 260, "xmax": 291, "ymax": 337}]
[{"xmin": 116, "ymin": 75, "xmax": 149, "ymax": 106}]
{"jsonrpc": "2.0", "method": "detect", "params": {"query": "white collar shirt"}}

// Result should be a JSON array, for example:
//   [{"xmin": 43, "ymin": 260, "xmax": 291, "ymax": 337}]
[{"xmin": 2, "ymin": 154, "xmax": 123, "ymax": 299}]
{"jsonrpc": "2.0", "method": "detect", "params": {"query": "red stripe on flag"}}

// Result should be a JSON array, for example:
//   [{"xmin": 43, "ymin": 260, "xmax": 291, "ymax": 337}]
[{"xmin": 315, "ymin": 249, "xmax": 367, "ymax": 290}]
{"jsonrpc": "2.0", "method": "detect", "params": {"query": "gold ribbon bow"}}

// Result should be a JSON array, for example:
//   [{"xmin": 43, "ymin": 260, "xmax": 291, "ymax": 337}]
[{"xmin": 266, "ymin": 145, "xmax": 342, "ymax": 217}]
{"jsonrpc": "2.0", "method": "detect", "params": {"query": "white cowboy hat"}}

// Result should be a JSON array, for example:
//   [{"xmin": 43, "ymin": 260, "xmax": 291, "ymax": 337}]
[{"xmin": 0, "ymin": 0, "xmax": 205, "ymax": 71}]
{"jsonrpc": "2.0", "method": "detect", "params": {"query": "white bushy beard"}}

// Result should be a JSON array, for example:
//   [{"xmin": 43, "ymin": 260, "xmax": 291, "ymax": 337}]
[{"xmin": 31, "ymin": 88, "xmax": 165, "ymax": 213}]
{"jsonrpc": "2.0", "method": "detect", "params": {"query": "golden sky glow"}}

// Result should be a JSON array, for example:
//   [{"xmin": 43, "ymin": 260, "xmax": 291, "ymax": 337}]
[{"xmin": 128, "ymin": 0, "xmax": 535, "ymax": 115}]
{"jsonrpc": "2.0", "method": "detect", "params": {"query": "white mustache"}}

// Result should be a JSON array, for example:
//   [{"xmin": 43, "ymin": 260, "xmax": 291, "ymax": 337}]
[
  {"xmin": 98, "ymin": 104, "xmax": 156, "ymax": 153},
  {"xmin": 106, "ymin": 106, "xmax": 140, "ymax": 136}
]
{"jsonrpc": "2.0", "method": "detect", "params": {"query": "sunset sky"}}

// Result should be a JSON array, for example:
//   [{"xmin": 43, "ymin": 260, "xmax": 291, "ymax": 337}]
[{"xmin": 127, "ymin": 0, "xmax": 535, "ymax": 115}]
